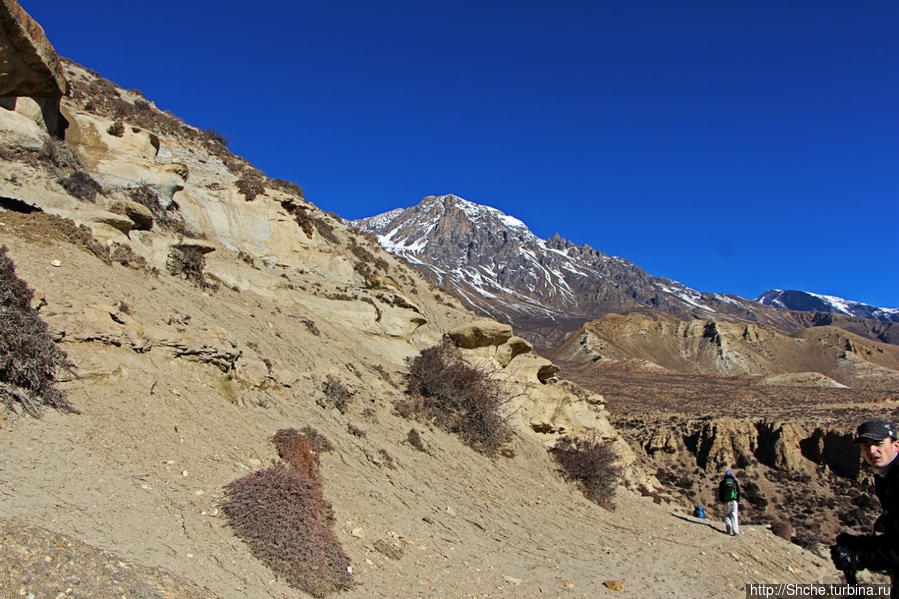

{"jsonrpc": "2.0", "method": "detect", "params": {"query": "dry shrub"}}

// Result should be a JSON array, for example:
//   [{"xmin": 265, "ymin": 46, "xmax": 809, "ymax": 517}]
[
  {"xmin": 42, "ymin": 137, "xmax": 83, "ymax": 172},
  {"xmin": 236, "ymin": 175, "xmax": 265, "ymax": 201},
  {"xmin": 320, "ymin": 375, "xmax": 353, "ymax": 414},
  {"xmin": 109, "ymin": 243, "xmax": 149, "ymax": 270},
  {"xmin": 202, "ymin": 128, "xmax": 230, "ymax": 148},
  {"xmin": 350, "ymin": 243, "xmax": 388, "ymax": 273},
  {"xmin": 0, "ymin": 246, "xmax": 76, "ymax": 416},
  {"xmin": 272, "ymin": 428, "xmax": 319, "ymax": 480},
  {"xmin": 58, "ymin": 171, "xmax": 102, "ymax": 202},
  {"xmin": 128, "ymin": 186, "xmax": 201, "ymax": 238},
  {"xmin": 400, "ymin": 339, "xmax": 511, "ymax": 456},
  {"xmin": 269, "ymin": 178, "xmax": 304, "ymax": 198},
  {"xmin": 313, "ymin": 217, "xmax": 339, "ymax": 244},
  {"xmin": 46, "ymin": 215, "xmax": 111, "ymax": 264},
  {"xmin": 280, "ymin": 200, "xmax": 314, "ymax": 238},
  {"xmin": 300, "ymin": 426, "xmax": 334, "ymax": 454},
  {"xmin": 221, "ymin": 467, "xmax": 353, "ymax": 597},
  {"xmin": 550, "ymin": 435, "xmax": 623, "ymax": 508},
  {"xmin": 771, "ymin": 520, "xmax": 792, "ymax": 541},
  {"xmin": 106, "ymin": 120, "xmax": 125, "ymax": 137},
  {"xmin": 166, "ymin": 247, "xmax": 217, "ymax": 291}
]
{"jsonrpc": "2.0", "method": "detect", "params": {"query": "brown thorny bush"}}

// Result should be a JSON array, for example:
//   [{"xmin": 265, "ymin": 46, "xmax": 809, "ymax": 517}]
[
  {"xmin": 550, "ymin": 435, "xmax": 623, "ymax": 509},
  {"xmin": 272, "ymin": 428, "xmax": 320, "ymax": 480},
  {"xmin": 222, "ymin": 430, "xmax": 352, "ymax": 597},
  {"xmin": 0, "ymin": 246, "xmax": 76, "ymax": 416},
  {"xmin": 399, "ymin": 339, "xmax": 511, "ymax": 456},
  {"xmin": 222, "ymin": 468, "xmax": 353, "ymax": 597}
]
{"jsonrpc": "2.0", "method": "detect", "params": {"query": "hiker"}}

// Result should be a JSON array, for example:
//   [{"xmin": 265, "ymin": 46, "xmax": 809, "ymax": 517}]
[
  {"xmin": 830, "ymin": 419, "xmax": 899, "ymax": 596},
  {"xmin": 717, "ymin": 469, "xmax": 740, "ymax": 535}
]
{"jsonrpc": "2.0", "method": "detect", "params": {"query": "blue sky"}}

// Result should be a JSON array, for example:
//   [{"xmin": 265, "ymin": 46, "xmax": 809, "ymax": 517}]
[{"xmin": 26, "ymin": 1, "xmax": 898, "ymax": 307}]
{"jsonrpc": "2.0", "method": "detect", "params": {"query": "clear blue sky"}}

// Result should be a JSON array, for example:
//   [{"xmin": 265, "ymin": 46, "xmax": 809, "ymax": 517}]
[{"xmin": 26, "ymin": 1, "xmax": 898, "ymax": 307}]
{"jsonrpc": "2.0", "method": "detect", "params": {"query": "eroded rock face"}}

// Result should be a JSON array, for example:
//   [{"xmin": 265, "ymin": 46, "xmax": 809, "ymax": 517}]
[
  {"xmin": 0, "ymin": 0, "xmax": 67, "ymax": 136},
  {"xmin": 448, "ymin": 320, "xmax": 513, "ymax": 349}
]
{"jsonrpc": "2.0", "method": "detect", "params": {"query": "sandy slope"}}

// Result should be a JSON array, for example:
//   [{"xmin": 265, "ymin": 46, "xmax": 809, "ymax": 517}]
[{"xmin": 0, "ymin": 223, "xmax": 843, "ymax": 599}]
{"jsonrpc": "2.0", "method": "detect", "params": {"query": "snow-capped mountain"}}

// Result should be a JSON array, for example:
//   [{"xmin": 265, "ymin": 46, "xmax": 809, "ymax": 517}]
[
  {"xmin": 756, "ymin": 290, "xmax": 899, "ymax": 323},
  {"xmin": 349, "ymin": 194, "xmax": 768, "ymax": 346}
]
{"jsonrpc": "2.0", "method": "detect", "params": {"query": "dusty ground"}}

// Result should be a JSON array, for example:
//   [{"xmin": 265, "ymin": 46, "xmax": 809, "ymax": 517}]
[{"xmin": 0, "ymin": 209, "xmax": 850, "ymax": 599}]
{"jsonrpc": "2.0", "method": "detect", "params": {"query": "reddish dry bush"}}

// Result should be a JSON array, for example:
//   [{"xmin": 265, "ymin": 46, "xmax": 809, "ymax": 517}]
[
  {"xmin": 402, "ymin": 339, "xmax": 511, "ymax": 456},
  {"xmin": 300, "ymin": 426, "xmax": 334, "ymax": 454},
  {"xmin": 0, "ymin": 246, "xmax": 76, "ymax": 416},
  {"xmin": 550, "ymin": 435, "xmax": 623, "ymax": 508},
  {"xmin": 272, "ymin": 428, "xmax": 319, "ymax": 480},
  {"xmin": 222, "ymin": 467, "xmax": 353, "ymax": 597}
]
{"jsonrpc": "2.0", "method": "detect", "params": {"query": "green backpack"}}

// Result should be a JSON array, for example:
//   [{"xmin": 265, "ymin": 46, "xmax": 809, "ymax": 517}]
[{"xmin": 721, "ymin": 478, "xmax": 738, "ymax": 501}]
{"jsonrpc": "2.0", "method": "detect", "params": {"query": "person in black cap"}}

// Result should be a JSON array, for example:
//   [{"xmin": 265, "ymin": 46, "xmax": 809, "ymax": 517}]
[{"xmin": 830, "ymin": 418, "xmax": 899, "ymax": 595}]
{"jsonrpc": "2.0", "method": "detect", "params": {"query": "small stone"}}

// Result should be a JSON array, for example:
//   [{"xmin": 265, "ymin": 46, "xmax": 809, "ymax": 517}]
[
  {"xmin": 603, "ymin": 580, "xmax": 626, "ymax": 592},
  {"xmin": 181, "ymin": 470, "xmax": 189, "ymax": 477},
  {"xmin": 351, "ymin": 527, "xmax": 364, "ymax": 539},
  {"xmin": 51, "ymin": 260, "xmax": 61, "ymax": 267},
  {"xmin": 503, "ymin": 576, "xmax": 522, "ymax": 585},
  {"xmin": 563, "ymin": 580, "xmax": 575, "ymax": 589}
]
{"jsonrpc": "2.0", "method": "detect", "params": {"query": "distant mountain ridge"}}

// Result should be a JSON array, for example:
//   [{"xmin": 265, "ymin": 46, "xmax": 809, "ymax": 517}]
[
  {"xmin": 351, "ymin": 195, "xmax": 899, "ymax": 347},
  {"xmin": 756, "ymin": 289, "xmax": 899, "ymax": 323},
  {"xmin": 350, "ymin": 195, "xmax": 763, "ymax": 346}
]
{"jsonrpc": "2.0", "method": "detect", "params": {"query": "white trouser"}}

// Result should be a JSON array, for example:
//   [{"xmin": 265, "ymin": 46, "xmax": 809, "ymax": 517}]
[{"xmin": 724, "ymin": 500, "xmax": 739, "ymax": 534}]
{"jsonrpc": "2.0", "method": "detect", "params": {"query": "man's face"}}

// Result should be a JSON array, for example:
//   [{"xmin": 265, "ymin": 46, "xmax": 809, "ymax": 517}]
[{"xmin": 860, "ymin": 438, "xmax": 899, "ymax": 468}]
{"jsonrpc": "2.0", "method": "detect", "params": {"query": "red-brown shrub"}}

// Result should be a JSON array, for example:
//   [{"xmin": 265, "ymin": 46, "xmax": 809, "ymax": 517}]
[
  {"xmin": 222, "ymin": 467, "xmax": 353, "ymax": 597},
  {"xmin": 402, "ymin": 339, "xmax": 511, "ymax": 455},
  {"xmin": 550, "ymin": 435, "xmax": 623, "ymax": 508},
  {"xmin": 272, "ymin": 428, "xmax": 319, "ymax": 480}
]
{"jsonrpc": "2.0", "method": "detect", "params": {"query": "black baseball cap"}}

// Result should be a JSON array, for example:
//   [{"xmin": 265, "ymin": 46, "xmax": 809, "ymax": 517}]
[{"xmin": 855, "ymin": 419, "xmax": 898, "ymax": 443}]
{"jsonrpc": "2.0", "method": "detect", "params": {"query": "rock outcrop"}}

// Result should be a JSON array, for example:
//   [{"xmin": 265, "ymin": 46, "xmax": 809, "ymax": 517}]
[{"xmin": 0, "ymin": 0, "xmax": 67, "ymax": 136}]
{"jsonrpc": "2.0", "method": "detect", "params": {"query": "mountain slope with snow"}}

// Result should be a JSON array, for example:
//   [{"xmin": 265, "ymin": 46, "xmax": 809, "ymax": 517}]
[
  {"xmin": 756, "ymin": 289, "xmax": 899, "ymax": 323},
  {"xmin": 350, "ymin": 195, "xmax": 769, "ymax": 346}
]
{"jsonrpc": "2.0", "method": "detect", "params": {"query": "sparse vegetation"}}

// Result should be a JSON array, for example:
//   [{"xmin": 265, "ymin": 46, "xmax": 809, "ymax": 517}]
[
  {"xmin": 221, "ymin": 467, "xmax": 353, "ymax": 597},
  {"xmin": 407, "ymin": 428, "xmax": 427, "ymax": 452},
  {"xmin": 398, "ymin": 339, "xmax": 511, "ymax": 456},
  {"xmin": 58, "ymin": 171, "xmax": 102, "ymax": 203},
  {"xmin": 106, "ymin": 120, "xmax": 125, "ymax": 137},
  {"xmin": 550, "ymin": 435, "xmax": 623, "ymax": 509},
  {"xmin": 166, "ymin": 246, "xmax": 217, "ymax": 291},
  {"xmin": 236, "ymin": 175, "xmax": 265, "ymax": 201},
  {"xmin": 0, "ymin": 246, "xmax": 76, "ymax": 417},
  {"xmin": 203, "ymin": 128, "xmax": 230, "ymax": 148},
  {"xmin": 313, "ymin": 217, "xmax": 339, "ymax": 244},
  {"xmin": 319, "ymin": 375, "xmax": 353, "ymax": 414},
  {"xmin": 128, "ymin": 185, "xmax": 202, "ymax": 238}
]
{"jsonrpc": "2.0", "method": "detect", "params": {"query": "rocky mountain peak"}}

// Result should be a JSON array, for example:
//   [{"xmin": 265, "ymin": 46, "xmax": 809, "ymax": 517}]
[
  {"xmin": 351, "ymin": 195, "xmax": 754, "ymax": 347},
  {"xmin": 756, "ymin": 289, "xmax": 899, "ymax": 323}
]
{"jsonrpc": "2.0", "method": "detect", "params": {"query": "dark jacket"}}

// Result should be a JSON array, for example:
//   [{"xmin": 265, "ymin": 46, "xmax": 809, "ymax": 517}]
[
  {"xmin": 717, "ymin": 475, "xmax": 740, "ymax": 503},
  {"xmin": 867, "ymin": 461, "xmax": 899, "ymax": 575},
  {"xmin": 843, "ymin": 460, "xmax": 899, "ymax": 596}
]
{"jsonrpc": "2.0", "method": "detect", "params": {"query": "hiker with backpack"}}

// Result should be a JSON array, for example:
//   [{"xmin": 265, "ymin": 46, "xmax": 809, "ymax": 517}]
[
  {"xmin": 717, "ymin": 470, "xmax": 740, "ymax": 535},
  {"xmin": 830, "ymin": 419, "xmax": 899, "ymax": 596}
]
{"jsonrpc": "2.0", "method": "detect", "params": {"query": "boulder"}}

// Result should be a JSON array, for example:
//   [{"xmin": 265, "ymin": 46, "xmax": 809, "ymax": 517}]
[
  {"xmin": 109, "ymin": 199, "xmax": 154, "ymax": 231},
  {"xmin": 448, "ymin": 319, "xmax": 513, "ymax": 349}
]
